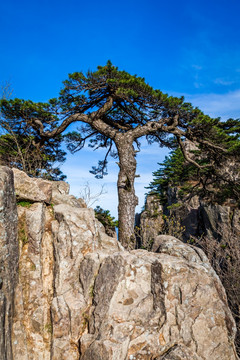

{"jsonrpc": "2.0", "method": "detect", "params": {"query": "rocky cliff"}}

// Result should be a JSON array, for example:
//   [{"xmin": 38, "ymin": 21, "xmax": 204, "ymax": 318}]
[
  {"xmin": 137, "ymin": 191, "xmax": 240, "ymax": 247},
  {"xmin": 0, "ymin": 168, "xmax": 18, "ymax": 360},
  {"xmin": 137, "ymin": 190, "xmax": 240, "ymax": 356},
  {"xmin": 0, "ymin": 166, "xmax": 239, "ymax": 359}
]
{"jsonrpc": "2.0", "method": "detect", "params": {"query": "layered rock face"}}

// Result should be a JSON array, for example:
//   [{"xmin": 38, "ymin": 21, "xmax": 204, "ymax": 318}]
[
  {"xmin": 138, "ymin": 190, "xmax": 240, "ymax": 249},
  {"xmin": 0, "ymin": 166, "xmax": 239, "ymax": 359}
]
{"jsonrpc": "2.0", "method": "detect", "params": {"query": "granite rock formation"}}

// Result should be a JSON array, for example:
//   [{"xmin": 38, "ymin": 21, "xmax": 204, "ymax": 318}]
[
  {"xmin": 135, "ymin": 194, "xmax": 164, "ymax": 250},
  {"xmin": 137, "ymin": 189, "xmax": 240, "ymax": 252},
  {"xmin": 137, "ymin": 189, "xmax": 240, "ymax": 356},
  {"xmin": 0, "ymin": 167, "xmax": 19, "ymax": 360},
  {"xmin": 0, "ymin": 166, "xmax": 239, "ymax": 359}
]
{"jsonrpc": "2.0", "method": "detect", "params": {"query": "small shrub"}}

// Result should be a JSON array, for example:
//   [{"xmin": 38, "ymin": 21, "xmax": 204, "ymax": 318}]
[
  {"xmin": 94, "ymin": 206, "xmax": 118, "ymax": 237},
  {"xmin": 17, "ymin": 200, "xmax": 33, "ymax": 208},
  {"xmin": 167, "ymin": 202, "xmax": 182, "ymax": 210},
  {"xmin": 161, "ymin": 214, "xmax": 186, "ymax": 240}
]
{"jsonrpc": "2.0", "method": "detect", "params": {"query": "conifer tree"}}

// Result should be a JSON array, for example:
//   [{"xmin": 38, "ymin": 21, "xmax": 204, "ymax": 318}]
[
  {"xmin": 0, "ymin": 99, "xmax": 66, "ymax": 180},
  {"xmin": 1, "ymin": 62, "xmax": 239, "ymax": 246}
]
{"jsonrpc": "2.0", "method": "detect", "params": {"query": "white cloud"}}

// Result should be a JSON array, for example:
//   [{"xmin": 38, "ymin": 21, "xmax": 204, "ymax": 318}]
[
  {"xmin": 193, "ymin": 82, "xmax": 204, "ymax": 89},
  {"xmin": 169, "ymin": 89, "xmax": 240, "ymax": 119},
  {"xmin": 214, "ymin": 78, "xmax": 235, "ymax": 86},
  {"xmin": 185, "ymin": 89, "xmax": 240, "ymax": 119}
]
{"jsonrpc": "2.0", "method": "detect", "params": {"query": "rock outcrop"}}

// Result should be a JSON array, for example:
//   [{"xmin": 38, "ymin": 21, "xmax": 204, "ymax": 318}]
[
  {"xmin": 0, "ymin": 166, "xmax": 239, "ymax": 359},
  {"xmin": 137, "ymin": 190, "xmax": 240, "ymax": 356},
  {"xmin": 135, "ymin": 194, "xmax": 164, "ymax": 249},
  {"xmin": 138, "ymin": 190, "xmax": 240, "ymax": 250},
  {"xmin": 0, "ymin": 167, "xmax": 19, "ymax": 360}
]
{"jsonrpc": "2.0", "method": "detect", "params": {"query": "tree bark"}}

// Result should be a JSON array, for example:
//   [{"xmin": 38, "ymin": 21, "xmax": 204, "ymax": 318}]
[{"xmin": 115, "ymin": 134, "xmax": 138, "ymax": 248}]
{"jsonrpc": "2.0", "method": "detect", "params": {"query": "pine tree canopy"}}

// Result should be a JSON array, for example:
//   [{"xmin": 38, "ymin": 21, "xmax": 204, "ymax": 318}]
[
  {"xmin": 0, "ymin": 98, "xmax": 66, "ymax": 180},
  {"xmin": 1, "ymin": 61, "xmax": 239, "ymax": 244}
]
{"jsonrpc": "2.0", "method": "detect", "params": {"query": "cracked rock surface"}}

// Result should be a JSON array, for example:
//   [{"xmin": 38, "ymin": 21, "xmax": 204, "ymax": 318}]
[{"xmin": 0, "ymin": 167, "xmax": 238, "ymax": 359}]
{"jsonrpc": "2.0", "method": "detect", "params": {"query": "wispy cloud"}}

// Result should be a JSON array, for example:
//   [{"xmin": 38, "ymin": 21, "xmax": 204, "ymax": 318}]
[
  {"xmin": 169, "ymin": 89, "xmax": 240, "ymax": 119},
  {"xmin": 193, "ymin": 81, "xmax": 204, "ymax": 89},
  {"xmin": 185, "ymin": 89, "xmax": 240, "ymax": 119},
  {"xmin": 191, "ymin": 64, "xmax": 204, "ymax": 89},
  {"xmin": 192, "ymin": 64, "xmax": 203, "ymax": 71},
  {"xmin": 214, "ymin": 78, "xmax": 235, "ymax": 86}
]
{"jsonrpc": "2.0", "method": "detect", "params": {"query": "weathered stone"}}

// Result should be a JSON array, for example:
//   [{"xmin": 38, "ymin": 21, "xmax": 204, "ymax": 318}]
[
  {"xmin": 0, "ymin": 167, "xmax": 238, "ymax": 359},
  {"xmin": 77, "ymin": 247, "xmax": 237, "ymax": 360},
  {"xmin": 51, "ymin": 180, "xmax": 87, "ymax": 208},
  {"xmin": 13, "ymin": 168, "xmax": 53, "ymax": 203},
  {"xmin": 51, "ymin": 192, "xmax": 87, "ymax": 207},
  {"xmin": 13, "ymin": 168, "xmax": 87, "ymax": 208},
  {"xmin": 51, "ymin": 180, "xmax": 70, "ymax": 195},
  {"xmin": 157, "ymin": 344, "xmax": 200, "ymax": 359},
  {"xmin": 135, "ymin": 194, "xmax": 164, "ymax": 249},
  {"xmin": 140, "ymin": 189, "xmax": 240, "ymax": 356},
  {"xmin": 12, "ymin": 202, "xmax": 54, "ymax": 360},
  {"xmin": 18, "ymin": 218, "xmax": 235, "ymax": 360},
  {"xmin": 200, "ymin": 203, "xmax": 240, "ymax": 242},
  {"xmin": 0, "ymin": 166, "xmax": 19, "ymax": 360}
]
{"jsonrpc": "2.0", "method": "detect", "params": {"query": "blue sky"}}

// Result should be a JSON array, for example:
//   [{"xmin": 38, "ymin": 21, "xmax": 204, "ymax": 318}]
[{"xmin": 1, "ymin": 0, "xmax": 240, "ymax": 217}]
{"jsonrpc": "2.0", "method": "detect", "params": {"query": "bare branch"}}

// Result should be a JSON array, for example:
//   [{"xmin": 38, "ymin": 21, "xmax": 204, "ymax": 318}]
[
  {"xmin": 0, "ymin": 81, "xmax": 13, "ymax": 100},
  {"xmin": 79, "ymin": 182, "xmax": 107, "ymax": 208}
]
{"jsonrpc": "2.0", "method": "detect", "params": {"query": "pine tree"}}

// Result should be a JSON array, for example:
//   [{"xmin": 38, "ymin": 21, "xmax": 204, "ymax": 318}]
[
  {"xmin": 1, "ymin": 62, "xmax": 239, "ymax": 246},
  {"xmin": 0, "ymin": 98, "xmax": 66, "ymax": 180}
]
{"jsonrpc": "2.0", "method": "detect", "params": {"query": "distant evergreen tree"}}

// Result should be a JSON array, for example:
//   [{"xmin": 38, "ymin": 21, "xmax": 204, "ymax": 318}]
[
  {"xmin": 147, "ymin": 148, "xmax": 196, "ymax": 204},
  {"xmin": 148, "ymin": 119, "xmax": 240, "ymax": 206},
  {"xmin": 94, "ymin": 205, "xmax": 118, "ymax": 237},
  {"xmin": 0, "ymin": 98, "xmax": 66, "ymax": 180}
]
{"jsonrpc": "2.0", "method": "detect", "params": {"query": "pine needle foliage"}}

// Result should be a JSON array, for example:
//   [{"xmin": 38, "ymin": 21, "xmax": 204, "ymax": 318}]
[{"xmin": 0, "ymin": 98, "xmax": 66, "ymax": 180}]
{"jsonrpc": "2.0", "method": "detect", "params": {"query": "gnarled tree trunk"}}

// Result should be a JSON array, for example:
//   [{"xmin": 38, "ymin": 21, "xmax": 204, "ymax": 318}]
[{"xmin": 116, "ymin": 135, "xmax": 138, "ymax": 248}]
